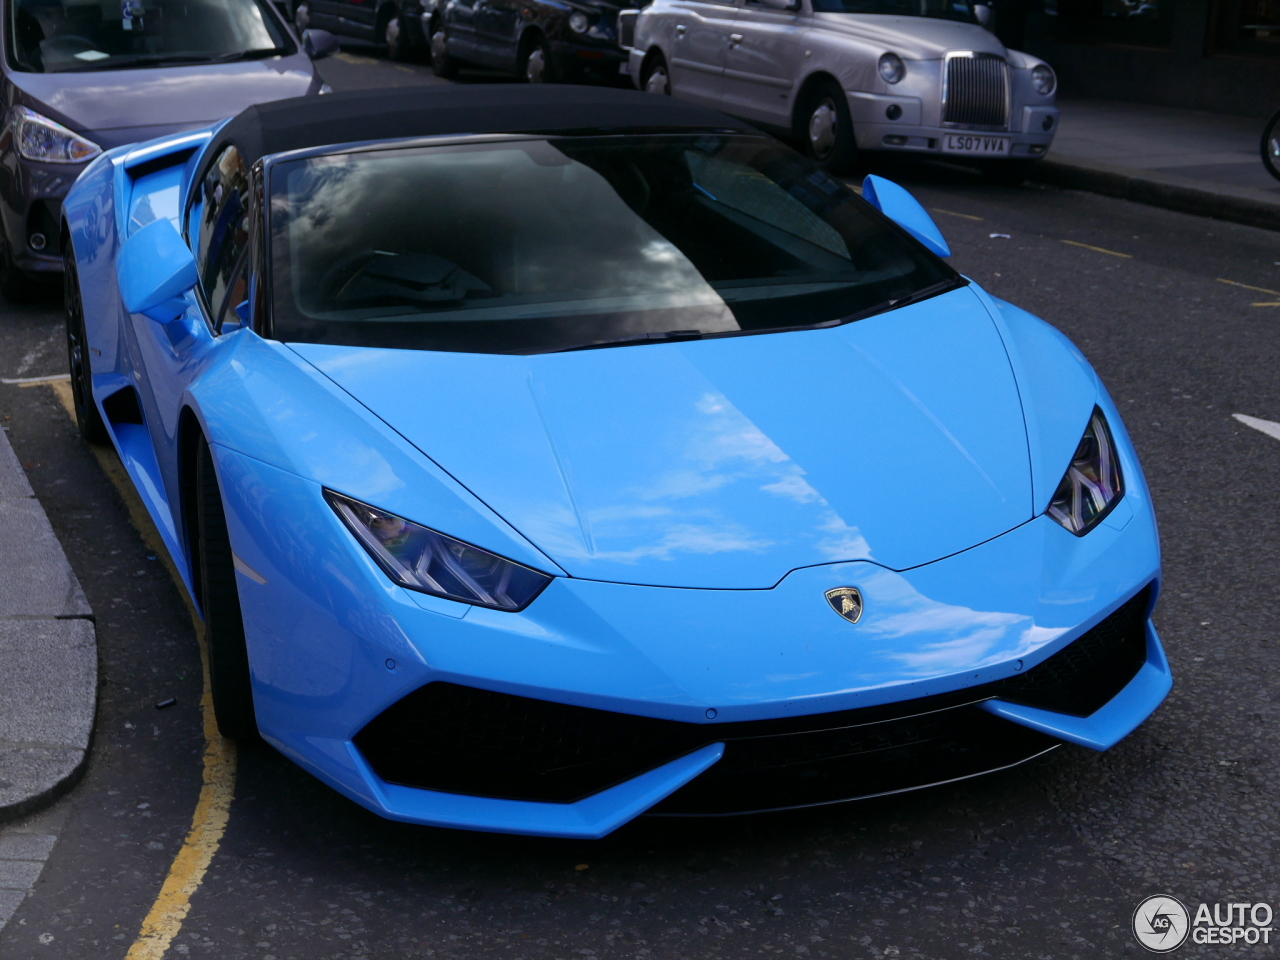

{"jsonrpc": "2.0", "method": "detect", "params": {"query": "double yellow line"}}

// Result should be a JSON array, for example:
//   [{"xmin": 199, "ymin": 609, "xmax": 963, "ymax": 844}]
[{"xmin": 43, "ymin": 382, "xmax": 235, "ymax": 960}]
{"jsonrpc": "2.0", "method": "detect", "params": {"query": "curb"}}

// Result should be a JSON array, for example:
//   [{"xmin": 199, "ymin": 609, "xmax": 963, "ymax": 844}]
[
  {"xmin": 1029, "ymin": 153, "xmax": 1280, "ymax": 233},
  {"xmin": 0, "ymin": 424, "xmax": 97, "ymax": 824}
]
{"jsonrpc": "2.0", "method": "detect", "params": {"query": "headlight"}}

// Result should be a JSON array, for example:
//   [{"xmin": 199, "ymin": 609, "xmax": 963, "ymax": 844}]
[
  {"xmin": 878, "ymin": 52, "xmax": 905, "ymax": 84},
  {"xmin": 1031, "ymin": 63, "xmax": 1056, "ymax": 96},
  {"xmin": 1047, "ymin": 408, "xmax": 1124, "ymax": 536},
  {"xmin": 11, "ymin": 106, "xmax": 100, "ymax": 164},
  {"xmin": 325, "ymin": 490, "xmax": 552, "ymax": 611},
  {"xmin": 569, "ymin": 10, "xmax": 589, "ymax": 33}
]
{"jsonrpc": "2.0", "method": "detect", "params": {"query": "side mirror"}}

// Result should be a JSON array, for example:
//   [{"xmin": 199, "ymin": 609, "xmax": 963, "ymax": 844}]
[
  {"xmin": 757, "ymin": 0, "xmax": 800, "ymax": 9},
  {"xmin": 974, "ymin": 3, "xmax": 992, "ymax": 27},
  {"xmin": 117, "ymin": 218, "xmax": 199, "ymax": 321},
  {"xmin": 303, "ymin": 28, "xmax": 339, "ymax": 59},
  {"xmin": 861, "ymin": 174, "xmax": 951, "ymax": 258}
]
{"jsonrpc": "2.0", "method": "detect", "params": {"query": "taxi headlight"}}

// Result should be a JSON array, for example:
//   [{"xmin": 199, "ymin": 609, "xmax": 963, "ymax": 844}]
[
  {"xmin": 878, "ymin": 52, "xmax": 905, "ymax": 84},
  {"xmin": 1031, "ymin": 63, "xmax": 1056, "ymax": 96}
]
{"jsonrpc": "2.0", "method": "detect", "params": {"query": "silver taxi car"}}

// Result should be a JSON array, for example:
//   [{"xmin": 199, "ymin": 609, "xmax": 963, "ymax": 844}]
[{"xmin": 621, "ymin": 0, "xmax": 1058, "ymax": 179}]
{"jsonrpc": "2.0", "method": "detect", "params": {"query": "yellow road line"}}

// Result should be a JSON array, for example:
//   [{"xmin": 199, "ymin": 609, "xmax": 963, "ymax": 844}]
[
  {"xmin": 1254, "ymin": 302, "xmax": 1280, "ymax": 307},
  {"xmin": 1061, "ymin": 239, "xmax": 1132, "ymax": 259},
  {"xmin": 47, "ymin": 381, "xmax": 235, "ymax": 960},
  {"xmin": 1218, "ymin": 277, "xmax": 1280, "ymax": 297},
  {"xmin": 931, "ymin": 208, "xmax": 984, "ymax": 221}
]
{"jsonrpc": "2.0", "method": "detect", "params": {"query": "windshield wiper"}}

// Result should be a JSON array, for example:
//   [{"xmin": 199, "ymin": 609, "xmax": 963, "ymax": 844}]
[
  {"xmin": 60, "ymin": 48, "xmax": 284, "ymax": 71},
  {"xmin": 552, "ymin": 330, "xmax": 705, "ymax": 353}
]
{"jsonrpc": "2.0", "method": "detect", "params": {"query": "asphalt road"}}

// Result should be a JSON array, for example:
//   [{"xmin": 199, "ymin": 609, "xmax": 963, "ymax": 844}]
[{"xmin": 1, "ymin": 51, "xmax": 1279, "ymax": 960}]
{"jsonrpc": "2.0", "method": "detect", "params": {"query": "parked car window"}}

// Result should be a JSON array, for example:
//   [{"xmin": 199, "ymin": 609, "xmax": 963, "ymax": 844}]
[
  {"xmin": 193, "ymin": 144, "xmax": 252, "ymax": 324},
  {"xmin": 6, "ymin": 0, "xmax": 292, "ymax": 74},
  {"xmin": 809, "ymin": 0, "xmax": 978, "ymax": 22},
  {"xmin": 267, "ymin": 135, "xmax": 959, "ymax": 355}
]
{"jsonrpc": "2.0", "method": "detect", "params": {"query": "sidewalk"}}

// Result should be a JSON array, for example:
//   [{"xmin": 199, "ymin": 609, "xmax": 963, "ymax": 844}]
[
  {"xmin": 1032, "ymin": 98, "xmax": 1280, "ymax": 231},
  {"xmin": 0, "ymin": 424, "xmax": 96, "ymax": 825}
]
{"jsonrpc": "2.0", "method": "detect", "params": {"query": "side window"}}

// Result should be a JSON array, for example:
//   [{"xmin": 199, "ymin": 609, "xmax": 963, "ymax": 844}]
[{"xmin": 193, "ymin": 144, "xmax": 251, "ymax": 325}]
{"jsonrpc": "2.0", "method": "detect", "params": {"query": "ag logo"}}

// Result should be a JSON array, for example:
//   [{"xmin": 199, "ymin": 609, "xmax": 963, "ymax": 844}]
[
  {"xmin": 824, "ymin": 587, "xmax": 863, "ymax": 624},
  {"xmin": 1132, "ymin": 895, "xmax": 1190, "ymax": 953}
]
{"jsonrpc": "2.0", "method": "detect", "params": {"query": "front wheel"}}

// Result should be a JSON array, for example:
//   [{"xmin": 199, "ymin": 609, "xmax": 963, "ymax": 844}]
[
  {"xmin": 800, "ymin": 81, "xmax": 857, "ymax": 175},
  {"xmin": 1262, "ymin": 108, "xmax": 1280, "ymax": 183},
  {"xmin": 293, "ymin": 0, "xmax": 310, "ymax": 33},
  {"xmin": 641, "ymin": 54, "xmax": 669, "ymax": 95},
  {"xmin": 196, "ymin": 436, "xmax": 258, "ymax": 741},
  {"xmin": 384, "ymin": 10, "xmax": 411, "ymax": 61},
  {"xmin": 431, "ymin": 29, "xmax": 459, "ymax": 78},
  {"xmin": 63, "ymin": 252, "xmax": 107, "ymax": 445},
  {"xmin": 523, "ymin": 36, "xmax": 554, "ymax": 83}
]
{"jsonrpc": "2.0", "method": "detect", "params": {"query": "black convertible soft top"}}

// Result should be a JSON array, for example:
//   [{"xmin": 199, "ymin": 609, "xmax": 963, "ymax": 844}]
[{"xmin": 214, "ymin": 84, "xmax": 755, "ymax": 169}]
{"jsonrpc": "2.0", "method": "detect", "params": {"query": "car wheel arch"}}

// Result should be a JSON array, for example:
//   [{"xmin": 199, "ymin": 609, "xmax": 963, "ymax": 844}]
[
  {"xmin": 640, "ymin": 47, "xmax": 668, "ymax": 85},
  {"xmin": 792, "ymin": 71, "xmax": 845, "ymax": 140}
]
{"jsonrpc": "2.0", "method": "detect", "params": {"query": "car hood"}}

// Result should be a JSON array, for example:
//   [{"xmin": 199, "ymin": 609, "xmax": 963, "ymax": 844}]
[
  {"xmin": 9, "ymin": 55, "xmax": 318, "ymax": 149},
  {"xmin": 290, "ymin": 287, "xmax": 1033, "ymax": 589},
  {"xmin": 809, "ymin": 14, "xmax": 1006, "ymax": 60}
]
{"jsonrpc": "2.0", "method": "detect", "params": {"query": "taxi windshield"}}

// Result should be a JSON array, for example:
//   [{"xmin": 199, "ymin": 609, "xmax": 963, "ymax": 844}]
[
  {"xmin": 6, "ymin": 0, "xmax": 291, "ymax": 73},
  {"xmin": 268, "ymin": 134, "xmax": 961, "ymax": 355},
  {"xmin": 810, "ymin": 0, "xmax": 979, "ymax": 21}
]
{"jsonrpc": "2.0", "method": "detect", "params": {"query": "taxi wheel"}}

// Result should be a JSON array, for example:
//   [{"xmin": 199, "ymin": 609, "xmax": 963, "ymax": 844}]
[
  {"xmin": 801, "ymin": 81, "xmax": 857, "ymax": 175},
  {"xmin": 63, "ymin": 252, "xmax": 107, "ymax": 444},
  {"xmin": 523, "ymin": 37, "xmax": 555, "ymax": 83},
  {"xmin": 293, "ymin": 0, "xmax": 310, "ymax": 33},
  {"xmin": 1262, "ymin": 108, "xmax": 1280, "ymax": 183},
  {"xmin": 431, "ymin": 29, "xmax": 459, "ymax": 78},
  {"xmin": 641, "ymin": 54, "xmax": 669, "ymax": 95},
  {"xmin": 196, "ymin": 435, "xmax": 259, "ymax": 742}
]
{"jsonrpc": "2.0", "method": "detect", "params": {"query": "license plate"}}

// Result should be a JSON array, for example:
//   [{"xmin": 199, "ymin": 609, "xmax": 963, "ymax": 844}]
[{"xmin": 942, "ymin": 134, "xmax": 1010, "ymax": 156}]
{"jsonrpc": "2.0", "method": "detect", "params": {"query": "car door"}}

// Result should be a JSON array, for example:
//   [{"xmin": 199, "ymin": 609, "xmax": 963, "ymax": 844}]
[
  {"xmin": 720, "ymin": 0, "xmax": 808, "ymax": 126},
  {"xmin": 444, "ymin": 0, "xmax": 483, "ymax": 61},
  {"xmin": 334, "ymin": 0, "xmax": 379, "ymax": 38},
  {"xmin": 667, "ymin": 0, "xmax": 737, "ymax": 107},
  {"xmin": 121, "ymin": 143, "xmax": 254, "ymax": 553}
]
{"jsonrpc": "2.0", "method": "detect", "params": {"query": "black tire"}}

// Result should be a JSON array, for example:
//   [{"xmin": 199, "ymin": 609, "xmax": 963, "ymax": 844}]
[
  {"xmin": 431, "ymin": 28, "xmax": 459, "ymax": 78},
  {"xmin": 1262, "ymin": 108, "xmax": 1280, "ymax": 183},
  {"xmin": 522, "ymin": 34, "xmax": 554, "ymax": 83},
  {"xmin": 63, "ymin": 251, "xmax": 108, "ymax": 445},
  {"xmin": 981, "ymin": 158, "xmax": 1036, "ymax": 186},
  {"xmin": 798, "ymin": 80, "xmax": 857, "ymax": 175},
  {"xmin": 0, "ymin": 235, "xmax": 35, "ymax": 304},
  {"xmin": 640, "ymin": 52, "xmax": 669, "ymax": 95},
  {"xmin": 195, "ymin": 437, "xmax": 258, "ymax": 741},
  {"xmin": 384, "ymin": 8, "xmax": 411, "ymax": 61}
]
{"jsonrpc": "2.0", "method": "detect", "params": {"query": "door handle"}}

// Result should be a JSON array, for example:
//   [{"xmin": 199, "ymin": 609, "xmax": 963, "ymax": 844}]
[
  {"xmin": 728, "ymin": 32, "xmax": 743, "ymax": 43},
  {"xmin": 675, "ymin": 23, "xmax": 687, "ymax": 33}
]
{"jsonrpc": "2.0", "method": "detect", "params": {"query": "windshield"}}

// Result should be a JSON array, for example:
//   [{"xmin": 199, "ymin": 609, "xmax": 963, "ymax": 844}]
[
  {"xmin": 268, "ymin": 135, "xmax": 960, "ymax": 355},
  {"xmin": 809, "ymin": 0, "xmax": 978, "ymax": 21},
  {"xmin": 7, "ymin": 0, "xmax": 290, "ymax": 73}
]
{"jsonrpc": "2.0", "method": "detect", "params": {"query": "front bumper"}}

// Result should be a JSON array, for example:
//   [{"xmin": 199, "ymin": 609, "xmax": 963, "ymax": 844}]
[
  {"xmin": 844, "ymin": 92, "xmax": 1059, "ymax": 160},
  {"xmin": 0, "ymin": 154, "xmax": 87, "ymax": 273},
  {"xmin": 217, "ymin": 432, "xmax": 1164, "ymax": 838}
]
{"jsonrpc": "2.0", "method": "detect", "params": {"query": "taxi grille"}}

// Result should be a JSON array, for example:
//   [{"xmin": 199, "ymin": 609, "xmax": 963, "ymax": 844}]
[
  {"xmin": 354, "ymin": 586, "xmax": 1151, "ymax": 806},
  {"xmin": 943, "ymin": 54, "xmax": 1009, "ymax": 128}
]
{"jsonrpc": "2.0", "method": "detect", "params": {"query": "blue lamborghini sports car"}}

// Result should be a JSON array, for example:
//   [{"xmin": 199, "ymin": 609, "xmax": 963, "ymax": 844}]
[{"xmin": 62, "ymin": 86, "xmax": 1169, "ymax": 838}]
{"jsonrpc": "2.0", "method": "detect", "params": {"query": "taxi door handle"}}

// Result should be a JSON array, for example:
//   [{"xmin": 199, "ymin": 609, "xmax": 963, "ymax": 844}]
[{"xmin": 728, "ymin": 32, "xmax": 743, "ymax": 43}]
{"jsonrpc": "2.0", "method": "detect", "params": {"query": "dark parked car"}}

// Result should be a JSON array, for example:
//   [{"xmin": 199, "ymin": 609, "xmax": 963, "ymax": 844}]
[
  {"xmin": 429, "ymin": 0, "xmax": 631, "ymax": 84},
  {"xmin": 292, "ymin": 0, "xmax": 432, "ymax": 61},
  {"xmin": 0, "ymin": 0, "xmax": 339, "ymax": 300}
]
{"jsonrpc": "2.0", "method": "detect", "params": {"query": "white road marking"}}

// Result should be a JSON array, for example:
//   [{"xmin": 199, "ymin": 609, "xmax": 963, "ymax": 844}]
[
  {"xmin": 1232, "ymin": 413, "xmax": 1280, "ymax": 442},
  {"xmin": 13, "ymin": 328, "xmax": 60, "ymax": 377},
  {"xmin": 2, "ymin": 374, "xmax": 71, "ymax": 385}
]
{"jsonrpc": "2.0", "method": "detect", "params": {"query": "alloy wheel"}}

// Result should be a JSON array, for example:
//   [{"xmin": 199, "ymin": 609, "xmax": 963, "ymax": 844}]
[
  {"xmin": 808, "ymin": 98, "xmax": 838, "ymax": 160},
  {"xmin": 294, "ymin": 1, "xmax": 310, "ymax": 32},
  {"xmin": 525, "ymin": 47, "xmax": 547, "ymax": 83},
  {"xmin": 644, "ymin": 66, "xmax": 669, "ymax": 95}
]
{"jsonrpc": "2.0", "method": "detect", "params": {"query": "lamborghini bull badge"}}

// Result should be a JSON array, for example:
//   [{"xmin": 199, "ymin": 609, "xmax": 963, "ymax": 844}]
[{"xmin": 825, "ymin": 587, "xmax": 864, "ymax": 624}]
